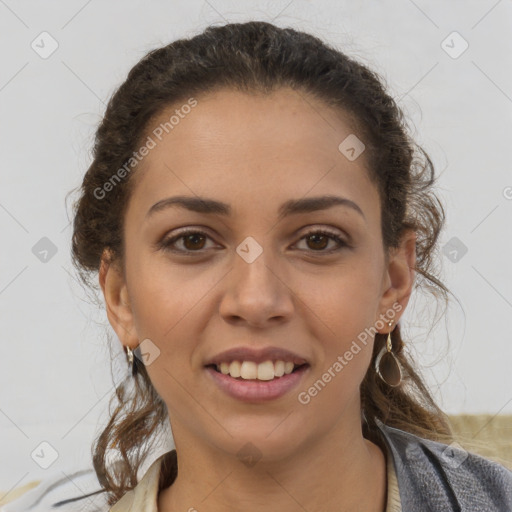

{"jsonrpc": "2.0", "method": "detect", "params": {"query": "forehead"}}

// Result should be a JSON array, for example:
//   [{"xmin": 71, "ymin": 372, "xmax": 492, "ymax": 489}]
[{"xmin": 126, "ymin": 87, "xmax": 378, "ymax": 222}]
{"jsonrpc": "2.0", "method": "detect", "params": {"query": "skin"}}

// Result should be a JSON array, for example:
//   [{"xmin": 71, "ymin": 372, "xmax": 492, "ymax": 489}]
[{"xmin": 99, "ymin": 86, "xmax": 416, "ymax": 512}]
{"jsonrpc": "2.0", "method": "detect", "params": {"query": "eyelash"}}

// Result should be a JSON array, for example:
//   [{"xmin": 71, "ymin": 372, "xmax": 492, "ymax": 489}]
[{"xmin": 157, "ymin": 228, "xmax": 348, "ymax": 255}]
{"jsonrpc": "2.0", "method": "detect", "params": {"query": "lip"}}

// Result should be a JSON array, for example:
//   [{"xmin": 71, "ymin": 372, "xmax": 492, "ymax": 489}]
[
  {"xmin": 205, "ymin": 364, "xmax": 310, "ymax": 402},
  {"xmin": 204, "ymin": 346, "xmax": 308, "ymax": 366}
]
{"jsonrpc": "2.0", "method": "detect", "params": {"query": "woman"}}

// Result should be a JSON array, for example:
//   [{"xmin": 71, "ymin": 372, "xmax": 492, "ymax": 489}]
[{"xmin": 4, "ymin": 20, "xmax": 510, "ymax": 512}]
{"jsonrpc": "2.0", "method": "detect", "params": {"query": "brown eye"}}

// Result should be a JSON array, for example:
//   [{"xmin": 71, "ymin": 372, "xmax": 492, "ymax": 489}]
[
  {"xmin": 182, "ymin": 232, "xmax": 207, "ymax": 250},
  {"xmin": 305, "ymin": 233, "xmax": 330, "ymax": 250},
  {"xmin": 159, "ymin": 230, "xmax": 213, "ymax": 253},
  {"xmin": 295, "ymin": 229, "xmax": 347, "ymax": 253}
]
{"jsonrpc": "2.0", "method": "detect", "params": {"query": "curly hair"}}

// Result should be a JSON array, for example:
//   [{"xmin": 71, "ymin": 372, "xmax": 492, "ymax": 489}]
[{"xmin": 69, "ymin": 21, "xmax": 456, "ymax": 506}]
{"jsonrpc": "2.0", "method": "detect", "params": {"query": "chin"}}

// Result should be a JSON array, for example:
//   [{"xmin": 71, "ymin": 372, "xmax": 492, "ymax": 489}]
[{"xmin": 211, "ymin": 426, "xmax": 306, "ymax": 464}]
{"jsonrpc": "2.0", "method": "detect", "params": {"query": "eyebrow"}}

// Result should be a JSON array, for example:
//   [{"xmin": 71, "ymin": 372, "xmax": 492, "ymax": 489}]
[{"xmin": 145, "ymin": 194, "xmax": 365, "ymax": 221}]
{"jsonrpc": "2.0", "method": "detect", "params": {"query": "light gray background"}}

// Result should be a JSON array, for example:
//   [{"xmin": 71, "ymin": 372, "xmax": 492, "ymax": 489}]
[{"xmin": 1, "ymin": 0, "xmax": 511, "ymax": 494}]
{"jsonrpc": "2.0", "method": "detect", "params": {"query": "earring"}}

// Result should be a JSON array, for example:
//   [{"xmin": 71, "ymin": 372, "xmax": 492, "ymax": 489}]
[
  {"xmin": 125, "ymin": 345, "xmax": 138, "ymax": 377},
  {"xmin": 375, "ymin": 320, "xmax": 403, "ymax": 387}
]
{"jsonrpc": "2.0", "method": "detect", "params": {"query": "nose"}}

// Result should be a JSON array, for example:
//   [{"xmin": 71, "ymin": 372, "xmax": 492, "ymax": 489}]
[{"xmin": 218, "ymin": 247, "xmax": 295, "ymax": 328}]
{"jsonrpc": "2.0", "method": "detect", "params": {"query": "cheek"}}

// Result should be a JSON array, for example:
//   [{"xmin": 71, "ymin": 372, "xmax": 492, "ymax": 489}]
[
  {"xmin": 298, "ymin": 259, "xmax": 383, "ymax": 334},
  {"xmin": 126, "ymin": 255, "xmax": 213, "ymax": 338},
  {"xmin": 296, "ymin": 260, "xmax": 382, "ymax": 389},
  {"xmin": 125, "ymin": 260, "xmax": 212, "ymax": 409},
  {"xmin": 296, "ymin": 273, "xmax": 379, "ymax": 417},
  {"xmin": 125, "ymin": 258, "xmax": 224, "ymax": 403}
]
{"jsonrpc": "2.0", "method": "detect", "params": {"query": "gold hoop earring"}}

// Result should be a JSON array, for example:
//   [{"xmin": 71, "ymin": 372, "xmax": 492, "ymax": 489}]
[
  {"xmin": 124, "ymin": 345, "xmax": 138, "ymax": 377},
  {"xmin": 375, "ymin": 320, "xmax": 403, "ymax": 387}
]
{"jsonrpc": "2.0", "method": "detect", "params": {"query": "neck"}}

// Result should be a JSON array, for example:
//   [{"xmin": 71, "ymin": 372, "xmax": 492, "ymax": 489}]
[{"xmin": 158, "ymin": 418, "xmax": 387, "ymax": 512}]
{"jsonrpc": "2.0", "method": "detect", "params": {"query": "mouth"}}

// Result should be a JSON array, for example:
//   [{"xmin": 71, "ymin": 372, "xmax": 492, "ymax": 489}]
[
  {"xmin": 204, "ymin": 362, "xmax": 310, "ymax": 402},
  {"xmin": 205, "ymin": 362, "xmax": 309, "ymax": 380}
]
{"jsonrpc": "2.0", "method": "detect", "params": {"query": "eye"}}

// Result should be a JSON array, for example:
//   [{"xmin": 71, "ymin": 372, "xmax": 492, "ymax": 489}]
[
  {"xmin": 294, "ymin": 229, "xmax": 348, "ymax": 253},
  {"xmin": 157, "ymin": 227, "xmax": 348, "ymax": 255},
  {"xmin": 157, "ymin": 229, "xmax": 215, "ymax": 253}
]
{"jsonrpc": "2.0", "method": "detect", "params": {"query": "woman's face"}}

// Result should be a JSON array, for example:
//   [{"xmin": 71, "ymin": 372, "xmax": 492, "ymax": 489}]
[{"xmin": 101, "ymin": 86, "xmax": 414, "ymax": 462}]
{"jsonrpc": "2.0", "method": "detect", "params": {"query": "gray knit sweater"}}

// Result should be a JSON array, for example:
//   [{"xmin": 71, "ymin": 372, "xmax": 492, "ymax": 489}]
[{"xmin": 375, "ymin": 417, "xmax": 512, "ymax": 510}]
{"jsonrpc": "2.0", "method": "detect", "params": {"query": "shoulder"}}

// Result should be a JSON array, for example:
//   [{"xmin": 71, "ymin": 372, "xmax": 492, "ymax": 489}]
[
  {"xmin": 0, "ymin": 469, "xmax": 109, "ymax": 512},
  {"xmin": 109, "ymin": 452, "xmax": 167, "ymax": 511},
  {"xmin": 376, "ymin": 418, "xmax": 512, "ymax": 511}
]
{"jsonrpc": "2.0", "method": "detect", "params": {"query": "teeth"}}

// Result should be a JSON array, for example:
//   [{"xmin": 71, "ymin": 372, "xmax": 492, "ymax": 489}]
[
  {"xmin": 215, "ymin": 360, "xmax": 300, "ymax": 380},
  {"xmin": 274, "ymin": 360, "xmax": 285, "ymax": 377},
  {"xmin": 240, "ymin": 360, "xmax": 258, "ymax": 379},
  {"xmin": 219, "ymin": 362, "xmax": 231, "ymax": 375}
]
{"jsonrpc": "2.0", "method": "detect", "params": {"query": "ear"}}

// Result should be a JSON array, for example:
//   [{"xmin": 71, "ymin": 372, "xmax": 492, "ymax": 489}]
[
  {"xmin": 376, "ymin": 229, "xmax": 416, "ymax": 330},
  {"xmin": 99, "ymin": 249, "xmax": 139, "ymax": 349}
]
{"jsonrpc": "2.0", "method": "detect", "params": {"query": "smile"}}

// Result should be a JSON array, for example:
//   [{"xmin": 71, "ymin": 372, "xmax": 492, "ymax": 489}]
[{"xmin": 205, "ymin": 363, "xmax": 310, "ymax": 402}]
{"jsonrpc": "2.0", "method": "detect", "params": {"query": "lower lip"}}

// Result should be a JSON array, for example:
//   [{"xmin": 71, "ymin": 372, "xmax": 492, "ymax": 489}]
[{"xmin": 205, "ymin": 365, "xmax": 309, "ymax": 402}]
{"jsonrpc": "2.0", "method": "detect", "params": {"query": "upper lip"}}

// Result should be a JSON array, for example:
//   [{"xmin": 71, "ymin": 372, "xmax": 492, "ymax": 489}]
[{"xmin": 205, "ymin": 346, "xmax": 309, "ymax": 366}]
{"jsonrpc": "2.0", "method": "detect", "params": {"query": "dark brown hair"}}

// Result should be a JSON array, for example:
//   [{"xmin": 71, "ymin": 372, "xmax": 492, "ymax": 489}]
[{"xmin": 70, "ymin": 21, "xmax": 456, "ymax": 506}]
